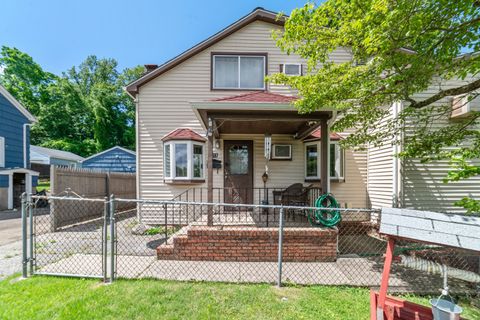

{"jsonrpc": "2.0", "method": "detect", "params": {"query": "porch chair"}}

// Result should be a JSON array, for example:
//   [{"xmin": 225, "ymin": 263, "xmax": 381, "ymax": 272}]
[{"xmin": 273, "ymin": 183, "xmax": 314, "ymax": 218}]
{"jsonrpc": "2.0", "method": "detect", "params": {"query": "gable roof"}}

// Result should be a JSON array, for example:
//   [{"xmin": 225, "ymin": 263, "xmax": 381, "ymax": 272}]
[
  {"xmin": 161, "ymin": 128, "xmax": 206, "ymax": 142},
  {"xmin": 0, "ymin": 85, "xmax": 37, "ymax": 123},
  {"xmin": 303, "ymin": 129, "xmax": 343, "ymax": 142},
  {"xmin": 31, "ymin": 145, "xmax": 85, "ymax": 162},
  {"xmin": 125, "ymin": 8, "xmax": 285, "ymax": 97},
  {"xmin": 82, "ymin": 146, "xmax": 136, "ymax": 162},
  {"xmin": 211, "ymin": 91, "xmax": 297, "ymax": 103}
]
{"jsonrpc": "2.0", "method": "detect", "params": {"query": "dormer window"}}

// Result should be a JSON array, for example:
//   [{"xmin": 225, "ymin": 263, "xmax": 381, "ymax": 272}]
[
  {"xmin": 162, "ymin": 129, "xmax": 206, "ymax": 183},
  {"xmin": 212, "ymin": 54, "xmax": 266, "ymax": 90}
]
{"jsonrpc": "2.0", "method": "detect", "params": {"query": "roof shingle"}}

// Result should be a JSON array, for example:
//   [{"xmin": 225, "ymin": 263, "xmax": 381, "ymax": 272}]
[
  {"xmin": 211, "ymin": 91, "xmax": 297, "ymax": 103},
  {"xmin": 161, "ymin": 128, "xmax": 206, "ymax": 142}
]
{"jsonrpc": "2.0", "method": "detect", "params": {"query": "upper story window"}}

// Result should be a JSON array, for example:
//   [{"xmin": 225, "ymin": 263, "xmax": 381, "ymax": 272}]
[
  {"xmin": 281, "ymin": 63, "xmax": 302, "ymax": 76},
  {"xmin": 212, "ymin": 54, "xmax": 266, "ymax": 90}
]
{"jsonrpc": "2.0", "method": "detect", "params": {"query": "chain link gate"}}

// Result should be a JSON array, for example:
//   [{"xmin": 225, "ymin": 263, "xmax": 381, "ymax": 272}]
[{"xmin": 24, "ymin": 194, "xmax": 115, "ymax": 280}]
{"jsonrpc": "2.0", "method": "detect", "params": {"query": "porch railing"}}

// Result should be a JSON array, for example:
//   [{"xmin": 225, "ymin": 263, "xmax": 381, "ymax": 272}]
[{"xmin": 169, "ymin": 186, "xmax": 324, "ymax": 227}]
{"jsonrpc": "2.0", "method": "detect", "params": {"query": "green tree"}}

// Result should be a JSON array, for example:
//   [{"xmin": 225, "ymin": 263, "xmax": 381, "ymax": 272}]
[
  {"xmin": 0, "ymin": 46, "xmax": 56, "ymax": 115},
  {"xmin": 270, "ymin": 0, "xmax": 480, "ymax": 213},
  {"xmin": 0, "ymin": 47, "xmax": 143, "ymax": 156}
]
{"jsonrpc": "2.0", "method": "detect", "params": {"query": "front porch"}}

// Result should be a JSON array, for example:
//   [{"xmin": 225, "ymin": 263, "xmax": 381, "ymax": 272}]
[{"xmin": 191, "ymin": 91, "xmax": 335, "ymax": 227}]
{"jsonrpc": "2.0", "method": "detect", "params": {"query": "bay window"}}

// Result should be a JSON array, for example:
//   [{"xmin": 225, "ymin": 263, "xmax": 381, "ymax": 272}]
[
  {"xmin": 212, "ymin": 54, "xmax": 266, "ymax": 90},
  {"xmin": 304, "ymin": 141, "xmax": 344, "ymax": 181},
  {"xmin": 164, "ymin": 141, "xmax": 205, "ymax": 181}
]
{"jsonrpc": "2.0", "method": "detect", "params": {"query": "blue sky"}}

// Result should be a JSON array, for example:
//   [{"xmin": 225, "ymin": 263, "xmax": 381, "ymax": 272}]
[{"xmin": 0, "ymin": 0, "xmax": 308, "ymax": 75}]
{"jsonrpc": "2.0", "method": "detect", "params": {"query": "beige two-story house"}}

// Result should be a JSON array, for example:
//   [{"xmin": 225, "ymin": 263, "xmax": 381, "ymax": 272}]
[{"xmin": 126, "ymin": 8, "xmax": 480, "ymax": 224}]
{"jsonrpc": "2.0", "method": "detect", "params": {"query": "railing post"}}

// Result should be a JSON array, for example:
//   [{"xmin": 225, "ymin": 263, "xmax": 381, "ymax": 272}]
[
  {"xmin": 109, "ymin": 194, "xmax": 116, "ymax": 282},
  {"xmin": 21, "ymin": 193, "xmax": 28, "ymax": 278},
  {"xmin": 277, "ymin": 207, "xmax": 285, "ymax": 287},
  {"xmin": 28, "ymin": 193, "xmax": 34, "ymax": 275},
  {"xmin": 103, "ymin": 197, "xmax": 109, "ymax": 283}
]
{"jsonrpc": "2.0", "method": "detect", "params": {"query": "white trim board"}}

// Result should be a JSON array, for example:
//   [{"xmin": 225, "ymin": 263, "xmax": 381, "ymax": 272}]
[{"xmin": 0, "ymin": 85, "xmax": 37, "ymax": 122}]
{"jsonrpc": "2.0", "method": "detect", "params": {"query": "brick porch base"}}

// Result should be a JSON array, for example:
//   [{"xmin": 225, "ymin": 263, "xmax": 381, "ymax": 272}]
[{"xmin": 157, "ymin": 226, "xmax": 338, "ymax": 262}]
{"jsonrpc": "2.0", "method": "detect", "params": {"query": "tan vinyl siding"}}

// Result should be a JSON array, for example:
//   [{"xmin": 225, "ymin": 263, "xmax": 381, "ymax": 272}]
[
  {"xmin": 367, "ymin": 105, "xmax": 396, "ymax": 209},
  {"xmin": 330, "ymin": 148, "xmax": 368, "ymax": 208},
  {"xmin": 400, "ymin": 76, "xmax": 480, "ymax": 213},
  {"xmin": 136, "ymin": 20, "xmax": 366, "ymax": 222}
]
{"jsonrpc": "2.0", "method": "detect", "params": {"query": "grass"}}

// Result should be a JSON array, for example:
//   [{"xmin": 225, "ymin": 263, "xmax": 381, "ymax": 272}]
[
  {"xmin": 36, "ymin": 180, "xmax": 50, "ymax": 192},
  {"xmin": 0, "ymin": 276, "xmax": 478, "ymax": 320},
  {"xmin": 144, "ymin": 225, "xmax": 182, "ymax": 236}
]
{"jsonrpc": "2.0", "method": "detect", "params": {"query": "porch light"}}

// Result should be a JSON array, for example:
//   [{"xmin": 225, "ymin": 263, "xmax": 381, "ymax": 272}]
[
  {"xmin": 262, "ymin": 172, "xmax": 269, "ymax": 184},
  {"xmin": 214, "ymin": 139, "xmax": 221, "ymax": 150}
]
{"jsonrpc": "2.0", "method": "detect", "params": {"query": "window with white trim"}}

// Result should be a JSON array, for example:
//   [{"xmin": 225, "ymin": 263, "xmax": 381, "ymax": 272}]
[
  {"xmin": 213, "ymin": 54, "xmax": 266, "ymax": 90},
  {"xmin": 0, "ymin": 137, "xmax": 4, "ymax": 168},
  {"xmin": 330, "ymin": 142, "xmax": 344, "ymax": 179},
  {"xmin": 282, "ymin": 63, "xmax": 302, "ymax": 76},
  {"xmin": 164, "ymin": 141, "xmax": 205, "ymax": 181},
  {"xmin": 304, "ymin": 141, "xmax": 345, "ymax": 180}
]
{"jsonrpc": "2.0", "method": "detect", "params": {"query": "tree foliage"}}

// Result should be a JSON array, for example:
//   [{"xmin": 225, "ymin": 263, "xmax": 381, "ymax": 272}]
[
  {"xmin": 0, "ymin": 46, "xmax": 143, "ymax": 156},
  {"xmin": 270, "ymin": 0, "xmax": 480, "ymax": 213}
]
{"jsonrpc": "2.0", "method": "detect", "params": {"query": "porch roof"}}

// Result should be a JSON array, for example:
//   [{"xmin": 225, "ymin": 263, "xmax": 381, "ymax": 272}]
[{"xmin": 191, "ymin": 93, "xmax": 333, "ymax": 139}]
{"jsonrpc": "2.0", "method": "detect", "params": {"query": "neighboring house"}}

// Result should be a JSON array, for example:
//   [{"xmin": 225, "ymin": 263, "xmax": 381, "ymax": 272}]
[
  {"xmin": 0, "ymin": 85, "xmax": 39, "ymax": 210},
  {"xmin": 125, "ymin": 7, "xmax": 479, "ymax": 223},
  {"xmin": 81, "ymin": 146, "xmax": 136, "ymax": 172},
  {"xmin": 30, "ymin": 145, "xmax": 84, "ymax": 177}
]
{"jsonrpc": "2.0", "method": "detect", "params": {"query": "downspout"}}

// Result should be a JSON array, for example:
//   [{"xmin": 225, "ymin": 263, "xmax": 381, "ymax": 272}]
[
  {"xmin": 392, "ymin": 102, "xmax": 402, "ymax": 208},
  {"xmin": 134, "ymin": 95, "xmax": 141, "ymax": 223}
]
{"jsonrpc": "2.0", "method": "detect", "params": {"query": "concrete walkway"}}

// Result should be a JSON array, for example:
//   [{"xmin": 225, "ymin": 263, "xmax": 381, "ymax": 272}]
[
  {"xmin": 33, "ymin": 254, "xmax": 474, "ymax": 293},
  {"xmin": 0, "ymin": 210, "xmax": 23, "ymax": 280}
]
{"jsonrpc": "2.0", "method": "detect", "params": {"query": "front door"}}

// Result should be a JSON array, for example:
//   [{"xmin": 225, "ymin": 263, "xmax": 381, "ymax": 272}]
[{"xmin": 224, "ymin": 140, "xmax": 253, "ymax": 206}]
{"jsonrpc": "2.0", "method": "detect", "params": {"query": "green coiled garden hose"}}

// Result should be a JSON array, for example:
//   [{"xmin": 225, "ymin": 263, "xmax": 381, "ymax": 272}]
[{"xmin": 308, "ymin": 193, "xmax": 342, "ymax": 228}]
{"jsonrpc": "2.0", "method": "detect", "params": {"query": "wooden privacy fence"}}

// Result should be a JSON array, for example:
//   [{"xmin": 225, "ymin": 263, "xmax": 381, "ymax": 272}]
[{"xmin": 49, "ymin": 166, "xmax": 136, "ymax": 231}]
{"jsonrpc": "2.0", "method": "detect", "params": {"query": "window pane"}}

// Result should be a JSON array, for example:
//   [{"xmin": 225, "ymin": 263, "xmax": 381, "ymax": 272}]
[
  {"xmin": 330, "ymin": 144, "xmax": 344, "ymax": 178},
  {"xmin": 175, "ymin": 144, "xmax": 188, "ymax": 177},
  {"xmin": 193, "ymin": 145, "xmax": 203, "ymax": 178},
  {"xmin": 240, "ymin": 56, "xmax": 264, "ymax": 89},
  {"xmin": 306, "ymin": 145, "xmax": 318, "ymax": 177},
  {"xmin": 274, "ymin": 145, "xmax": 291, "ymax": 158},
  {"xmin": 164, "ymin": 144, "xmax": 171, "ymax": 177},
  {"xmin": 228, "ymin": 144, "xmax": 249, "ymax": 175},
  {"xmin": 330, "ymin": 144, "xmax": 336, "ymax": 177},
  {"xmin": 285, "ymin": 64, "xmax": 300, "ymax": 75},
  {"xmin": 214, "ymin": 56, "xmax": 239, "ymax": 88}
]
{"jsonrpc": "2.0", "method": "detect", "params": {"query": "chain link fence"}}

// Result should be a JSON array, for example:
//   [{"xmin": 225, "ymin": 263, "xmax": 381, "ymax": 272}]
[{"xmin": 21, "ymin": 194, "xmax": 480, "ymax": 296}]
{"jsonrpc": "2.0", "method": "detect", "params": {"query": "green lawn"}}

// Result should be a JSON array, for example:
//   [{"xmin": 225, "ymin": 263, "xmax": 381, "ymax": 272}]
[
  {"xmin": 0, "ymin": 276, "xmax": 478, "ymax": 320},
  {"xmin": 36, "ymin": 180, "xmax": 50, "ymax": 192}
]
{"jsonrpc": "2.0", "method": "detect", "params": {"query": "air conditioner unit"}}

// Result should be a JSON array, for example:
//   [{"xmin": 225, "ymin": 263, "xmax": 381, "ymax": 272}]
[{"xmin": 451, "ymin": 94, "xmax": 471, "ymax": 118}]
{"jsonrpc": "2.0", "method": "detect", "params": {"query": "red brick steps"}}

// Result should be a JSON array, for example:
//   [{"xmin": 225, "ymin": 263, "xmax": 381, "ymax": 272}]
[{"xmin": 157, "ymin": 226, "xmax": 338, "ymax": 262}]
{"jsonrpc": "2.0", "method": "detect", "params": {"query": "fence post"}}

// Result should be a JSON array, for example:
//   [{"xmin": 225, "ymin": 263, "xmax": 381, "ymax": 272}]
[
  {"xmin": 28, "ymin": 193, "xmax": 34, "ymax": 275},
  {"xmin": 163, "ymin": 203, "xmax": 168, "ymax": 241},
  {"xmin": 277, "ymin": 207, "xmax": 285, "ymax": 287},
  {"xmin": 21, "ymin": 193, "xmax": 28, "ymax": 278},
  {"xmin": 103, "ymin": 197, "xmax": 109, "ymax": 283},
  {"xmin": 109, "ymin": 194, "xmax": 116, "ymax": 282}
]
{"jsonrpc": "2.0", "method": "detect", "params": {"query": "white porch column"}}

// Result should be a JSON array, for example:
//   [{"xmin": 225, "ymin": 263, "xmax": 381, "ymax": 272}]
[{"xmin": 7, "ymin": 173, "xmax": 13, "ymax": 210}]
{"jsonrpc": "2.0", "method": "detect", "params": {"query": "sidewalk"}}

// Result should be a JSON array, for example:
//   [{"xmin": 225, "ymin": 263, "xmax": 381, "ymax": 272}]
[{"xmin": 0, "ymin": 210, "xmax": 23, "ymax": 280}]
